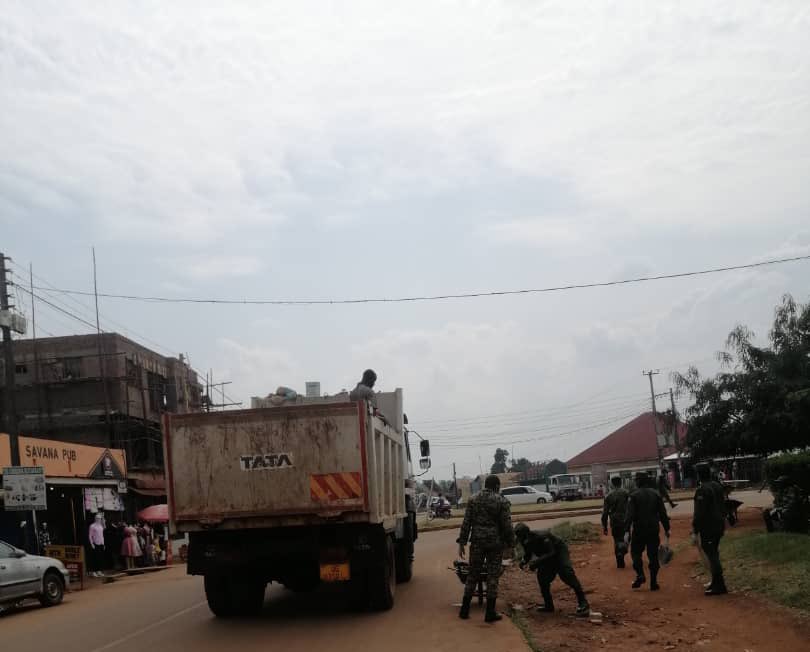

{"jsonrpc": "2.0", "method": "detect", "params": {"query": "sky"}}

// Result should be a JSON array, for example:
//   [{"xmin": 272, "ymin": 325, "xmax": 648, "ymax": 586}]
[{"xmin": 2, "ymin": 1, "xmax": 809, "ymax": 478}]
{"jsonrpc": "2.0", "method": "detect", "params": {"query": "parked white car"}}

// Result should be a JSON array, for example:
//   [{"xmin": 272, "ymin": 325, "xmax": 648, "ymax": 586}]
[
  {"xmin": 501, "ymin": 485, "xmax": 554, "ymax": 505},
  {"xmin": 0, "ymin": 540, "xmax": 70, "ymax": 609}
]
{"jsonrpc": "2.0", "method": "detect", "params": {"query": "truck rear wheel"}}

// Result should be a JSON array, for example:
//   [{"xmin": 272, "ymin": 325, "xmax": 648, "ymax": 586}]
[
  {"xmin": 368, "ymin": 535, "xmax": 395, "ymax": 611},
  {"xmin": 204, "ymin": 576, "xmax": 265, "ymax": 618},
  {"xmin": 395, "ymin": 516, "xmax": 414, "ymax": 583},
  {"xmin": 205, "ymin": 575, "xmax": 237, "ymax": 618}
]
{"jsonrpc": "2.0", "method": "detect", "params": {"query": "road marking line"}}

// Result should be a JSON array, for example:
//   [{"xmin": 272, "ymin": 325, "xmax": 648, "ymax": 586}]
[{"xmin": 87, "ymin": 600, "xmax": 208, "ymax": 652}]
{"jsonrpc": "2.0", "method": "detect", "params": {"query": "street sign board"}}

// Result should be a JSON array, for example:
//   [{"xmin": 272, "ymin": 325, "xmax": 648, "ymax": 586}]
[{"xmin": 2, "ymin": 466, "xmax": 47, "ymax": 511}]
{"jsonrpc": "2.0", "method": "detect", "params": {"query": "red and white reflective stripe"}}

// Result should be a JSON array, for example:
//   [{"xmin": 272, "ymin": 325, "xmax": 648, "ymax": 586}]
[{"xmin": 310, "ymin": 472, "xmax": 363, "ymax": 502}]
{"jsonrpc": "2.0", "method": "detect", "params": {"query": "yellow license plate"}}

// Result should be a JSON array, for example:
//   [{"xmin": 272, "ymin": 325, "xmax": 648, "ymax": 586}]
[{"xmin": 319, "ymin": 562, "xmax": 350, "ymax": 582}]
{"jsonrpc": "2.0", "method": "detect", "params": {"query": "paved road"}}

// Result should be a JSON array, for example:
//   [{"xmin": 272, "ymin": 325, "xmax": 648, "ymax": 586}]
[
  {"xmin": 0, "ymin": 527, "xmax": 531, "ymax": 652},
  {"xmin": 1, "ymin": 491, "xmax": 771, "ymax": 651}
]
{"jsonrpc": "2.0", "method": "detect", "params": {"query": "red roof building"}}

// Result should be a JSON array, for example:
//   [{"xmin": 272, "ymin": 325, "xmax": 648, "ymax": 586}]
[{"xmin": 567, "ymin": 412, "xmax": 686, "ymax": 479}]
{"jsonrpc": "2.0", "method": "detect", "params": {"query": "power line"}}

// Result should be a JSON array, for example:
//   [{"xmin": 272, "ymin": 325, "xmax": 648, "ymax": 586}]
[
  {"xmin": 418, "ymin": 398, "xmax": 649, "ymax": 435},
  {"xmin": 412, "ymin": 391, "xmax": 648, "ymax": 428},
  {"xmin": 27, "ymin": 254, "xmax": 810, "ymax": 305},
  {"xmin": 11, "ymin": 262, "xmax": 179, "ymax": 359},
  {"xmin": 15, "ymin": 284, "xmax": 100, "ymax": 331},
  {"xmin": 430, "ymin": 409, "xmax": 642, "ymax": 449}
]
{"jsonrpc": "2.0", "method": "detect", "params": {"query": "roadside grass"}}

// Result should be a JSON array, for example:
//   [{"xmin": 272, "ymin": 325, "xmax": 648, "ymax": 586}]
[
  {"xmin": 720, "ymin": 530, "xmax": 810, "ymax": 612},
  {"xmin": 510, "ymin": 610, "xmax": 542, "ymax": 652},
  {"xmin": 549, "ymin": 521, "xmax": 601, "ymax": 544}
]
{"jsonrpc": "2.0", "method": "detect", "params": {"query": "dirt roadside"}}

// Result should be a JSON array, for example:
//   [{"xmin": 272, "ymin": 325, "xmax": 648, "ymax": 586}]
[{"xmin": 500, "ymin": 509, "xmax": 810, "ymax": 652}]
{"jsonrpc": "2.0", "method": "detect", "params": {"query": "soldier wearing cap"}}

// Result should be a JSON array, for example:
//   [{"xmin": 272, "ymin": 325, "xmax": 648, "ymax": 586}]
[
  {"xmin": 624, "ymin": 471, "xmax": 670, "ymax": 591},
  {"xmin": 601, "ymin": 476, "xmax": 630, "ymax": 568},
  {"xmin": 457, "ymin": 475, "xmax": 514, "ymax": 623},
  {"xmin": 692, "ymin": 463, "xmax": 727, "ymax": 595},
  {"xmin": 515, "ymin": 522, "xmax": 590, "ymax": 616}
]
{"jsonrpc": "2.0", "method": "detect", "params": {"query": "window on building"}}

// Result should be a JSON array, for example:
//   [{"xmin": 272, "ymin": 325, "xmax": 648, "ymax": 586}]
[
  {"xmin": 63, "ymin": 358, "xmax": 82, "ymax": 379},
  {"xmin": 15, "ymin": 363, "xmax": 28, "ymax": 374}
]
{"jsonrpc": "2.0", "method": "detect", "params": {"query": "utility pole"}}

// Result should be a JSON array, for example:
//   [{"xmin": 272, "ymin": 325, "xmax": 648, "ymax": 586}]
[
  {"xmin": 92, "ymin": 247, "xmax": 113, "ymax": 447},
  {"xmin": 29, "ymin": 263, "xmax": 43, "ymax": 436},
  {"xmin": 643, "ymin": 369, "xmax": 662, "ymax": 467},
  {"xmin": 669, "ymin": 387, "xmax": 681, "ymax": 450},
  {"xmin": 452, "ymin": 462, "xmax": 458, "ymax": 505},
  {"xmin": 1, "ymin": 252, "xmax": 20, "ymax": 465}
]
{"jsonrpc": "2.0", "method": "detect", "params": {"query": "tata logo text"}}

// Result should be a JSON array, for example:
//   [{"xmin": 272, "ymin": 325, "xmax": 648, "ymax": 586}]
[{"xmin": 239, "ymin": 453, "xmax": 294, "ymax": 471}]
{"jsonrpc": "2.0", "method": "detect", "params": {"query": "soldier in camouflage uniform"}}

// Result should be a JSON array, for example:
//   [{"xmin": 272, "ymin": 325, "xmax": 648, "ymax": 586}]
[
  {"xmin": 457, "ymin": 475, "xmax": 515, "ymax": 623},
  {"xmin": 601, "ymin": 476, "xmax": 630, "ymax": 568}
]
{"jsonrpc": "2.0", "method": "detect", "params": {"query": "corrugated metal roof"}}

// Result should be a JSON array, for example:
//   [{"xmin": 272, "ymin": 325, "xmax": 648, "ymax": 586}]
[{"xmin": 566, "ymin": 412, "xmax": 686, "ymax": 467}]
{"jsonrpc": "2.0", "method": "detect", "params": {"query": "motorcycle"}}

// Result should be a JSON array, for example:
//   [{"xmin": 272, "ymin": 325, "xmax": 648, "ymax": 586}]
[{"xmin": 430, "ymin": 502, "xmax": 452, "ymax": 520}]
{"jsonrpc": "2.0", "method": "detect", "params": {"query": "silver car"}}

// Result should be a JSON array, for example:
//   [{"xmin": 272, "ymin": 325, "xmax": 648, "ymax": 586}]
[{"xmin": 0, "ymin": 539, "xmax": 70, "ymax": 608}]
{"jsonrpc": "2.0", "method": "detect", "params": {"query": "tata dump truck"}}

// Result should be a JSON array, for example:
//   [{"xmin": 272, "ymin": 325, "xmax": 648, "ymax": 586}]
[{"xmin": 163, "ymin": 389, "xmax": 423, "ymax": 617}]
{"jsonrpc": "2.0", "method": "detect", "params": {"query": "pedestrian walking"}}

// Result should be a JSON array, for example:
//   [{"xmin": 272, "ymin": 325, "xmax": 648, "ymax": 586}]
[
  {"xmin": 658, "ymin": 468, "xmax": 677, "ymax": 509},
  {"xmin": 456, "ymin": 474, "xmax": 515, "ymax": 623},
  {"xmin": 514, "ymin": 523, "xmax": 590, "ymax": 616},
  {"xmin": 692, "ymin": 463, "xmax": 727, "ymax": 596},
  {"xmin": 625, "ymin": 472, "xmax": 671, "ymax": 591},
  {"xmin": 601, "ymin": 476, "xmax": 630, "ymax": 568}
]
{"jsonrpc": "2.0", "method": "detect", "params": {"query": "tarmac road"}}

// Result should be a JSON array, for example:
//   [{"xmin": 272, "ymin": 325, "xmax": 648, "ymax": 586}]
[
  {"xmin": 0, "ymin": 527, "xmax": 532, "ymax": 652},
  {"xmin": 0, "ymin": 491, "xmax": 770, "ymax": 651}
]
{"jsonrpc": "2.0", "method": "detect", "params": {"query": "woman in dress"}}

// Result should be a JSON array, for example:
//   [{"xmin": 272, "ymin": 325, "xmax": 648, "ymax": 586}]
[{"xmin": 121, "ymin": 523, "xmax": 143, "ymax": 569}]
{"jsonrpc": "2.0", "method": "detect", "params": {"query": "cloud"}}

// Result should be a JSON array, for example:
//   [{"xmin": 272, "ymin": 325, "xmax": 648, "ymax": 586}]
[
  {"xmin": 2, "ymin": 2, "xmax": 809, "ymax": 479},
  {"xmin": 170, "ymin": 255, "xmax": 265, "ymax": 281},
  {"xmin": 213, "ymin": 339, "xmax": 299, "ymax": 401},
  {"xmin": 481, "ymin": 217, "xmax": 591, "ymax": 250}
]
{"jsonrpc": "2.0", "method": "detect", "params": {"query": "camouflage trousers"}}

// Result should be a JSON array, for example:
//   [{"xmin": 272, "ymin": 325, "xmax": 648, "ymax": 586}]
[{"xmin": 464, "ymin": 544, "xmax": 503, "ymax": 600}]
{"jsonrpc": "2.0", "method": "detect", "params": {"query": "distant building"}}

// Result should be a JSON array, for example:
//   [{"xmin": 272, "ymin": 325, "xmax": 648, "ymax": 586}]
[
  {"xmin": 566, "ymin": 412, "xmax": 686, "ymax": 489},
  {"xmin": 520, "ymin": 459, "xmax": 567, "ymax": 487},
  {"xmin": 0, "ymin": 333, "xmax": 202, "ymax": 475}
]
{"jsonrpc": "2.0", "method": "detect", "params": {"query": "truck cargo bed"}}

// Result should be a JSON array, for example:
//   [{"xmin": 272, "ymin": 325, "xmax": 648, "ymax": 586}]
[{"xmin": 164, "ymin": 401, "xmax": 406, "ymax": 532}]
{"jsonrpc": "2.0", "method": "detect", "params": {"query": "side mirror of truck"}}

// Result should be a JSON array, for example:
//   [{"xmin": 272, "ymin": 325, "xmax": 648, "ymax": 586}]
[
  {"xmin": 419, "ymin": 457, "xmax": 431, "ymax": 470},
  {"xmin": 403, "ymin": 413, "xmax": 409, "ymax": 425},
  {"xmin": 419, "ymin": 440, "xmax": 430, "ymax": 458}
]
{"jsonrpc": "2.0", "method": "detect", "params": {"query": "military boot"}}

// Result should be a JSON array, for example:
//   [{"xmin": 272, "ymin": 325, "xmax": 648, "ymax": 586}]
[
  {"xmin": 705, "ymin": 576, "xmax": 727, "ymax": 596},
  {"xmin": 632, "ymin": 574, "xmax": 646, "ymax": 589},
  {"xmin": 616, "ymin": 555, "xmax": 625, "ymax": 569},
  {"xmin": 537, "ymin": 585, "xmax": 554, "ymax": 612},
  {"xmin": 575, "ymin": 590, "xmax": 590, "ymax": 617},
  {"xmin": 459, "ymin": 595, "xmax": 472, "ymax": 619},
  {"xmin": 484, "ymin": 598, "xmax": 502, "ymax": 623}
]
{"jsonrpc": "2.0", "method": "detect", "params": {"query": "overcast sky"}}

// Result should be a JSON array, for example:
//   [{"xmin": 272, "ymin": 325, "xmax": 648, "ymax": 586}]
[{"xmin": 2, "ymin": 2, "xmax": 809, "ymax": 478}]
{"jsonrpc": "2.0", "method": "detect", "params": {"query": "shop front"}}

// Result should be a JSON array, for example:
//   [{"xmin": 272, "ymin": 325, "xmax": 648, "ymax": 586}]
[{"xmin": 1, "ymin": 434, "xmax": 128, "ymax": 559}]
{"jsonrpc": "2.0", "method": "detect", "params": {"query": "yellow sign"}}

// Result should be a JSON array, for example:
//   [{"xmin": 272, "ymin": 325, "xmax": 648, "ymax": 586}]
[
  {"xmin": 44, "ymin": 544, "xmax": 85, "ymax": 563},
  {"xmin": 44, "ymin": 545, "xmax": 85, "ymax": 589},
  {"xmin": 0, "ymin": 434, "xmax": 127, "ymax": 479},
  {"xmin": 319, "ymin": 562, "xmax": 351, "ymax": 582}
]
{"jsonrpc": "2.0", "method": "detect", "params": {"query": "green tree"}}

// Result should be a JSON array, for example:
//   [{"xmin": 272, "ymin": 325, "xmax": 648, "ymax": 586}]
[
  {"xmin": 674, "ymin": 295, "xmax": 810, "ymax": 458},
  {"xmin": 509, "ymin": 457, "xmax": 532, "ymax": 473},
  {"xmin": 491, "ymin": 448, "xmax": 509, "ymax": 474}
]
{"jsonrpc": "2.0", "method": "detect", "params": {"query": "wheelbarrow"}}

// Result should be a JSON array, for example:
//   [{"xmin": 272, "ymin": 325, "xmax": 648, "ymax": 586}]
[{"xmin": 449, "ymin": 560, "xmax": 487, "ymax": 605}]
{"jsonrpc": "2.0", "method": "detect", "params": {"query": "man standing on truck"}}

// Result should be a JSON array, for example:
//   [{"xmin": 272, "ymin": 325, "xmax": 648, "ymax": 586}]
[
  {"xmin": 457, "ymin": 475, "xmax": 515, "ymax": 623},
  {"xmin": 602, "ymin": 476, "xmax": 629, "ymax": 568},
  {"xmin": 350, "ymin": 369, "xmax": 377, "ymax": 407}
]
